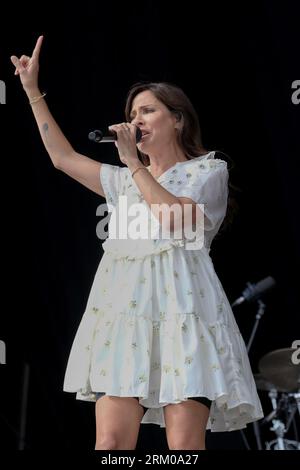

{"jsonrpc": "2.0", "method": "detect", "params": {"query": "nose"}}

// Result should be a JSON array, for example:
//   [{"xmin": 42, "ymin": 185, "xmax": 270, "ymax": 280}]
[{"xmin": 131, "ymin": 114, "xmax": 144, "ymax": 127}]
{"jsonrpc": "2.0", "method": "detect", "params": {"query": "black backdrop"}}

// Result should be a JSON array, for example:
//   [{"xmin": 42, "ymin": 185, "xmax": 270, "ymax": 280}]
[{"xmin": 0, "ymin": 0, "xmax": 299, "ymax": 451}]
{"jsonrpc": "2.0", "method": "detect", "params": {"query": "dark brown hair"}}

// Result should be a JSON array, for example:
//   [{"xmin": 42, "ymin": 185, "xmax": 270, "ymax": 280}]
[{"xmin": 125, "ymin": 81, "xmax": 208, "ymax": 166}]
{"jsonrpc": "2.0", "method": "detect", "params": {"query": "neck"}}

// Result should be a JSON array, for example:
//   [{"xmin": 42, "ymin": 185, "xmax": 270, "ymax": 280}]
[{"xmin": 147, "ymin": 144, "xmax": 188, "ymax": 176}]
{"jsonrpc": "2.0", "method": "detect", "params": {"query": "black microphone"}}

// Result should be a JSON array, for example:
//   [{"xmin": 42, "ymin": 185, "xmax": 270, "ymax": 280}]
[
  {"xmin": 88, "ymin": 127, "xmax": 142, "ymax": 143},
  {"xmin": 231, "ymin": 276, "xmax": 276, "ymax": 307}
]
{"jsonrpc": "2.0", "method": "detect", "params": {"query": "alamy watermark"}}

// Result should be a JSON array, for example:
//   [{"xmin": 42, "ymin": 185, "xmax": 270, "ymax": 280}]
[
  {"xmin": 291, "ymin": 340, "xmax": 300, "ymax": 365},
  {"xmin": 0, "ymin": 340, "xmax": 6, "ymax": 364},
  {"xmin": 291, "ymin": 80, "xmax": 300, "ymax": 105},
  {"xmin": 0, "ymin": 80, "xmax": 6, "ymax": 104},
  {"xmin": 96, "ymin": 198, "xmax": 205, "ymax": 250}
]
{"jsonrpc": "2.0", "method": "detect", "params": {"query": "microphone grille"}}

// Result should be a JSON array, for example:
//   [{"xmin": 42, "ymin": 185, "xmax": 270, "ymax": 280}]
[{"xmin": 88, "ymin": 130, "xmax": 103, "ymax": 142}]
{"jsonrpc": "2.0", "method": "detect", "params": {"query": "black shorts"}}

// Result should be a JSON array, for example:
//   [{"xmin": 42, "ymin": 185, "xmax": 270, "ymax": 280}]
[{"xmin": 95, "ymin": 394, "xmax": 212, "ymax": 416}]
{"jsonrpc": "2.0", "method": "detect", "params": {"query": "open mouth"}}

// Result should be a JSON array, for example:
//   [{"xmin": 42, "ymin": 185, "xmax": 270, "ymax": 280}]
[{"xmin": 140, "ymin": 132, "xmax": 150, "ymax": 140}]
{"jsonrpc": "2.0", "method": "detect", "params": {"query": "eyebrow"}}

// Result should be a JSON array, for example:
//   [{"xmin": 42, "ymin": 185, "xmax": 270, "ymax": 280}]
[{"xmin": 130, "ymin": 104, "xmax": 155, "ymax": 117}]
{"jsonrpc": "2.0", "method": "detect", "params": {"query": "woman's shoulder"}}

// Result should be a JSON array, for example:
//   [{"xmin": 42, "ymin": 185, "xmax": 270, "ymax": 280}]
[{"xmin": 184, "ymin": 152, "xmax": 227, "ymax": 172}]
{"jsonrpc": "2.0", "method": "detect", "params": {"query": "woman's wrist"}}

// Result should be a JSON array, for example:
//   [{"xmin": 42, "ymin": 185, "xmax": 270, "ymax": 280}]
[
  {"xmin": 24, "ymin": 86, "xmax": 41, "ymax": 100},
  {"xmin": 126, "ymin": 159, "xmax": 145, "ymax": 173}
]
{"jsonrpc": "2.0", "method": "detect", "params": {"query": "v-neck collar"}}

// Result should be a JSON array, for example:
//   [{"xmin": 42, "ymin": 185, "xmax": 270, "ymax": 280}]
[{"xmin": 146, "ymin": 151, "xmax": 215, "ymax": 182}]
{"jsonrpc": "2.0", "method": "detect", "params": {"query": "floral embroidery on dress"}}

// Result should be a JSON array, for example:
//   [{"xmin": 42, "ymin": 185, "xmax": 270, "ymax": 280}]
[
  {"xmin": 138, "ymin": 373, "xmax": 147, "ymax": 383},
  {"xmin": 159, "ymin": 311, "xmax": 166, "ymax": 321},
  {"xmin": 163, "ymin": 286, "xmax": 171, "ymax": 296},
  {"xmin": 208, "ymin": 325, "xmax": 217, "ymax": 336},
  {"xmin": 181, "ymin": 322, "xmax": 188, "ymax": 333},
  {"xmin": 217, "ymin": 303, "xmax": 224, "ymax": 313},
  {"xmin": 134, "ymin": 193, "xmax": 144, "ymax": 202},
  {"xmin": 63, "ymin": 156, "xmax": 264, "ymax": 432},
  {"xmin": 185, "ymin": 356, "xmax": 193, "ymax": 365}
]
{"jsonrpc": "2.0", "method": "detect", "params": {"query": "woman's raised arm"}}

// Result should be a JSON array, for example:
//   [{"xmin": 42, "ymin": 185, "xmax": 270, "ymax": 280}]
[{"xmin": 11, "ymin": 35, "xmax": 105, "ymax": 197}]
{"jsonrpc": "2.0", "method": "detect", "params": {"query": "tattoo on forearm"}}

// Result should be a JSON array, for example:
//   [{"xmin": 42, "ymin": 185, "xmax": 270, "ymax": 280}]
[{"xmin": 42, "ymin": 122, "xmax": 50, "ymax": 146}]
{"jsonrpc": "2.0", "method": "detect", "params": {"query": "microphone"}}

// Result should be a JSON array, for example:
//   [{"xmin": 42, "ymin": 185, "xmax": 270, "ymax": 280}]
[
  {"xmin": 231, "ymin": 276, "xmax": 276, "ymax": 307},
  {"xmin": 88, "ymin": 127, "xmax": 142, "ymax": 143}
]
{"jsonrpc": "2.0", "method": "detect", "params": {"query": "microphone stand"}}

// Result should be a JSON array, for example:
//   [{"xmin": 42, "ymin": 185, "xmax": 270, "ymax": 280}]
[
  {"xmin": 246, "ymin": 299, "xmax": 266, "ymax": 450},
  {"xmin": 231, "ymin": 298, "xmax": 266, "ymax": 450},
  {"xmin": 246, "ymin": 300, "xmax": 266, "ymax": 353}
]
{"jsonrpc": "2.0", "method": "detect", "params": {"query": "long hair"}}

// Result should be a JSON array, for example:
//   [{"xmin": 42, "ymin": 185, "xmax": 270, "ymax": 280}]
[{"xmin": 125, "ymin": 81, "xmax": 239, "ymax": 232}]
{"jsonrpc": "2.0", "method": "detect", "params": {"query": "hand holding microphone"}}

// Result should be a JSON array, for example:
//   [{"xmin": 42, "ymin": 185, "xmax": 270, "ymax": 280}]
[
  {"xmin": 89, "ymin": 125, "xmax": 142, "ymax": 143},
  {"xmin": 89, "ymin": 123, "xmax": 142, "ymax": 167}
]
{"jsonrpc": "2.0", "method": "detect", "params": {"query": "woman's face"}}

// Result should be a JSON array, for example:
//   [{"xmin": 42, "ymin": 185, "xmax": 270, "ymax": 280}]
[{"xmin": 129, "ymin": 90, "xmax": 178, "ymax": 153}]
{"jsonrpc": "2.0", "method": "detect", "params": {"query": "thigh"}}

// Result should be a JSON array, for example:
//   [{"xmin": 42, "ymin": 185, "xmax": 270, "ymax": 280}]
[
  {"xmin": 95, "ymin": 395, "xmax": 144, "ymax": 450},
  {"xmin": 163, "ymin": 398, "xmax": 211, "ymax": 450}
]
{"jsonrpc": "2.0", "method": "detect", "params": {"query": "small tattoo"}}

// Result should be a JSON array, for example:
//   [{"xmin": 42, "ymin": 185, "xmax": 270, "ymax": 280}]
[{"xmin": 43, "ymin": 123, "xmax": 50, "ymax": 146}]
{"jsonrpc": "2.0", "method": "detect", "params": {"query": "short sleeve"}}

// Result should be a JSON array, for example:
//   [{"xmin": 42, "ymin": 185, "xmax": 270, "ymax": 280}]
[
  {"xmin": 170, "ymin": 156, "xmax": 229, "ymax": 232},
  {"xmin": 100, "ymin": 163, "xmax": 122, "ymax": 209}
]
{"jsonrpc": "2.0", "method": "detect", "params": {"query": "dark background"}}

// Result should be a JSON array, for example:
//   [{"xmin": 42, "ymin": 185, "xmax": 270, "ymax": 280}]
[{"xmin": 0, "ymin": 0, "xmax": 299, "ymax": 451}]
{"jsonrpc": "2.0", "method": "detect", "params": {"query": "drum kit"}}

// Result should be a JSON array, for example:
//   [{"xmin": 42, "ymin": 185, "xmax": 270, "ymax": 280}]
[
  {"xmin": 231, "ymin": 278, "xmax": 299, "ymax": 450},
  {"xmin": 254, "ymin": 348, "xmax": 300, "ymax": 450}
]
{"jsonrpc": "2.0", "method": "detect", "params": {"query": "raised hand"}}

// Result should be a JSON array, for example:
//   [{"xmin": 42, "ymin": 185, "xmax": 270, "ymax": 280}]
[{"xmin": 10, "ymin": 35, "xmax": 43, "ymax": 91}]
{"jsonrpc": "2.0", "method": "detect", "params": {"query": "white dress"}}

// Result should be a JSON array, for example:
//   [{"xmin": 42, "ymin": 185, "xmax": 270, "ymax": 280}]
[{"xmin": 63, "ymin": 151, "xmax": 263, "ymax": 431}]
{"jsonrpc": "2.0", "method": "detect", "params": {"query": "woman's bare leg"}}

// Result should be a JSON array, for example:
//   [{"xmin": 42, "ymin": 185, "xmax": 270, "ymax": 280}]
[
  {"xmin": 95, "ymin": 395, "xmax": 144, "ymax": 450},
  {"xmin": 164, "ymin": 399, "xmax": 210, "ymax": 450}
]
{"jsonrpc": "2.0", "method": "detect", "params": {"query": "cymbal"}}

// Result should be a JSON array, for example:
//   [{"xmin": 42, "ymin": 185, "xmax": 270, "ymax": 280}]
[
  {"xmin": 259, "ymin": 348, "xmax": 300, "ymax": 393},
  {"xmin": 254, "ymin": 373, "xmax": 281, "ymax": 392}
]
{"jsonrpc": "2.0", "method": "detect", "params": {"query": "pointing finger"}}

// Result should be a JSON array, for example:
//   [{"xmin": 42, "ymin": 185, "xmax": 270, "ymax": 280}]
[{"xmin": 32, "ymin": 35, "xmax": 43, "ymax": 60}]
